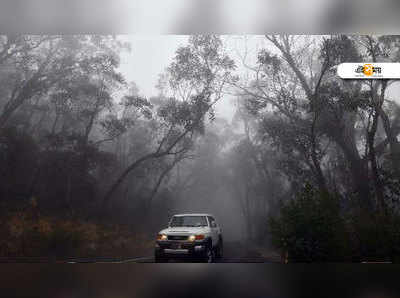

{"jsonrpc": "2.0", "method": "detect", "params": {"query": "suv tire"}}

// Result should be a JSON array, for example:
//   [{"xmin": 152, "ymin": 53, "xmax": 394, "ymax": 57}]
[
  {"xmin": 215, "ymin": 237, "xmax": 223, "ymax": 259},
  {"xmin": 203, "ymin": 244, "xmax": 214, "ymax": 263}
]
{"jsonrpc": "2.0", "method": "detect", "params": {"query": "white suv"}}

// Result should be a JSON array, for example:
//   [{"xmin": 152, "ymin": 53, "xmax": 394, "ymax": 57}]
[{"xmin": 155, "ymin": 213, "xmax": 223, "ymax": 263}]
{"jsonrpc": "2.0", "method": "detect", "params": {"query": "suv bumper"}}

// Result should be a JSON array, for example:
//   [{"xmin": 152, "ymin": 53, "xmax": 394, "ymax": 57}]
[{"xmin": 155, "ymin": 240, "xmax": 207, "ymax": 258}]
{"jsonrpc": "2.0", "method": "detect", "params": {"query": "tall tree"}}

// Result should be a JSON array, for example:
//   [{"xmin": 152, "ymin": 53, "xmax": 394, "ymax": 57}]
[{"xmin": 101, "ymin": 35, "xmax": 235, "ymax": 211}]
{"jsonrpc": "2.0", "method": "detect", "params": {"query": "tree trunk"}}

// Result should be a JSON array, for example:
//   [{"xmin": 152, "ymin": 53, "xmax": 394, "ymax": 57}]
[
  {"xmin": 65, "ymin": 171, "xmax": 74, "ymax": 217},
  {"xmin": 328, "ymin": 112, "xmax": 372, "ymax": 210},
  {"xmin": 379, "ymin": 106, "xmax": 400, "ymax": 178},
  {"xmin": 367, "ymin": 109, "xmax": 386, "ymax": 213},
  {"xmin": 101, "ymin": 119, "xmax": 195, "ymax": 211},
  {"xmin": 0, "ymin": 52, "xmax": 53, "ymax": 128},
  {"xmin": 244, "ymin": 184, "xmax": 253, "ymax": 241},
  {"xmin": 101, "ymin": 152, "xmax": 159, "ymax": 211},
  {"xmin": 51, "ymin": 113, "xmax": 60, "ymax": 136},
  {"xmin": 145, "ymin": 157, "xmax": 182, "ymax": 213},
  {"xmin": 338, "ymin": 137, "xmax": 371, "ymax": 210}
]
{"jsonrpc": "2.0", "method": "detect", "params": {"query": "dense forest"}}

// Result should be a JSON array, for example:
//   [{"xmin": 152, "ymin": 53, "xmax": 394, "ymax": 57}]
[{"xmin": 1, "ymin": 35, "xmax": 400, "ymax": 262}]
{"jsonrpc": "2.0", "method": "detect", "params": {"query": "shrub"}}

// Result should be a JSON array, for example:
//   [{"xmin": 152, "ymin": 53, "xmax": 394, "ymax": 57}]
[
  {"xmin": 269, "ymin": 183, "xmax": 351, "ymax": 262},
  {"xmin": 1, "ymin": 207, "xmax": 154, "ymax": 258},
  {"xmin": 47, "ymin": 224, "xmax": 85, "ymax": 257},
  {"xmin": 350, "ymin": 209, "xmax": 400, "ymax": 262}
]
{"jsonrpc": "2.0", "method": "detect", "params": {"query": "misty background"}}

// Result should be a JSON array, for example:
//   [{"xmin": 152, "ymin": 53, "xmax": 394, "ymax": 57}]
[{"xmin": 1, "ymin": 35, "xmax": 400, "ymax": 262}]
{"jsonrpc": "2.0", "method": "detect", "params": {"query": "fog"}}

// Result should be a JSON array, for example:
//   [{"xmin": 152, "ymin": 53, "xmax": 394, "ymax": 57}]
[{"xmin": 1, "ymin": 34, "xmax": 400, "ymax": 265}]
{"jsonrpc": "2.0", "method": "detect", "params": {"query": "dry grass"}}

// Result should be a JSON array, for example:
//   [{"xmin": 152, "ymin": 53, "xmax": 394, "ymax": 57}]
[{"xmin": 0, "ymin": 211, "xmax": 155, "ymax": 258}]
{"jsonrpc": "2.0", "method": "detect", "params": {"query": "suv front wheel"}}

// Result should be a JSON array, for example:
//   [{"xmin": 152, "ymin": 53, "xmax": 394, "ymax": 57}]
[
  {"xmin": 203, "ymin": 244, "xmax": 214, "ymax": 263},
  {"xmin": 215, "ymin": 238, "xmax": 223, "ymax": 259}
]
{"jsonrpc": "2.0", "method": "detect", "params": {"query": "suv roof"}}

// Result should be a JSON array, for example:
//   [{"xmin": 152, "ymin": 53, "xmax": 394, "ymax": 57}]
[{"xmin": 173, "ymin": 213, "xmax": 214, "ymax": 217}]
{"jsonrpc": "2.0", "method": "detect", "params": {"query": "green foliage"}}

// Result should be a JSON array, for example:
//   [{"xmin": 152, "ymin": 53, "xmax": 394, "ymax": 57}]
[
  {"xmin": 257, "ymin": 49, "xmax": 281, "ymax": 74},
  {"xmin": 0, "ymin": 127, "xmax": 39, "ymax": 208},
  {"xmin": 168, "ymin": 35, "xmax": 235, "ymax": 92},
  {"xmin": 349, "ymin": 208, "xmax": 400, "ymax": 262},
  {"xmin": 1, "ymin": 211, "xmax": 154, "ymax": 257},
  {"xmin": 46, "ymin": 225, "xmax": 85, "ymax": 257},
  {"xmin": 166, "ymin": 35, "xmax": 235, "ymax": 124},
  {"xmin": 269, "ymin": 184, "xmax": 351, "ymax": 262},
  {"xmin": 320, "ymin": 35, "xmax": 362, "ymax": 67},
  {"xmin": 270, "ymin": 182, "xmax": 400, "ymax": 262}
]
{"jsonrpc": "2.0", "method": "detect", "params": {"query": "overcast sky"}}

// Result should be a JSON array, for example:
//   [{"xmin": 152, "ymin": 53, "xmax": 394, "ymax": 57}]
[
  {"xmin": 118, "ymin": 35, "xmax": 239, "ymax": 121},
  {"xmin": 118, "ymin": 35, "xmax": 266, "ymax": 121},
  {"xmin": 118, "ymin": 35, "xmax": 187, "ymax": 97},
  {"xmin": 118, "ymin": 35, "xmax": 400, "ymax": 122}
]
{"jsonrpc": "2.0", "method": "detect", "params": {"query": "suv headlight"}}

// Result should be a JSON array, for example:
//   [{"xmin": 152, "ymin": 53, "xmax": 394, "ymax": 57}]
[
  {"xmin": 189, "ymin": 234, "xmax": 205, "ymax": 241},
  {"xmin": 157, "ymin": 234, "xmax": 167, "ymax": 241}
]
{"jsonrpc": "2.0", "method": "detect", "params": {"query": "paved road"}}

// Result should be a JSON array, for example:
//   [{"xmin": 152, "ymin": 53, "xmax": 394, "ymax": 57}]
[
  {"xmin": 0, "ymin": 256, "xmax": 278, "ymax": 263},
  {"xmin": 0, "ymin": 242, "xmax": 282, "ymax": 263},
  {"xmin": 134, "ymin": 257, "xmax": 277, "ymax": 263},
  {"xmin": 126, "ymin": 241, "xmax": 280, "ymax": 263},
  {"xmin": 135, "ymin": 241, "xmax": 281, "ymax": 263}
]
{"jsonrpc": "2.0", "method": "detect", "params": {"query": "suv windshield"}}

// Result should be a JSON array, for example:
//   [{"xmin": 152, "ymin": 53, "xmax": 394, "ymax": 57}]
[{"xmin": 170, "ymin": 216, "xmax": 208, "ymax": 227}]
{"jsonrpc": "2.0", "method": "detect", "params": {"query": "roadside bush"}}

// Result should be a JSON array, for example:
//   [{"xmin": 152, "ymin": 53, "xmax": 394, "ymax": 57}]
[
  {"xmin": 269, "ymin": 183, "xmax": 351, "ymax": 262},
  {"xmin": 0, "ymin": 209, "xmax": 154, "ymax": 258},
  {"xmin": 47, "ymin": 223, "xmax": 85, "ymax": 257},
  {"xmin": 350, "ymin": 209, "xmax": 400, "ymax": 262}
]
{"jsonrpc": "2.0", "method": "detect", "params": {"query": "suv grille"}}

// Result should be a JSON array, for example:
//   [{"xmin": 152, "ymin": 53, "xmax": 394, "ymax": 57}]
[{"xmin": 168, "ymin": 235, "xmax": 188, "ymax": 241}]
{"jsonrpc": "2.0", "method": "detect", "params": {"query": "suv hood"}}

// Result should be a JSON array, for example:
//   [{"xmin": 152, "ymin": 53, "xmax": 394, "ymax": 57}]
[{"xmin": 160, "ymin": 226, "xmax": 209, "ymax": 235}]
